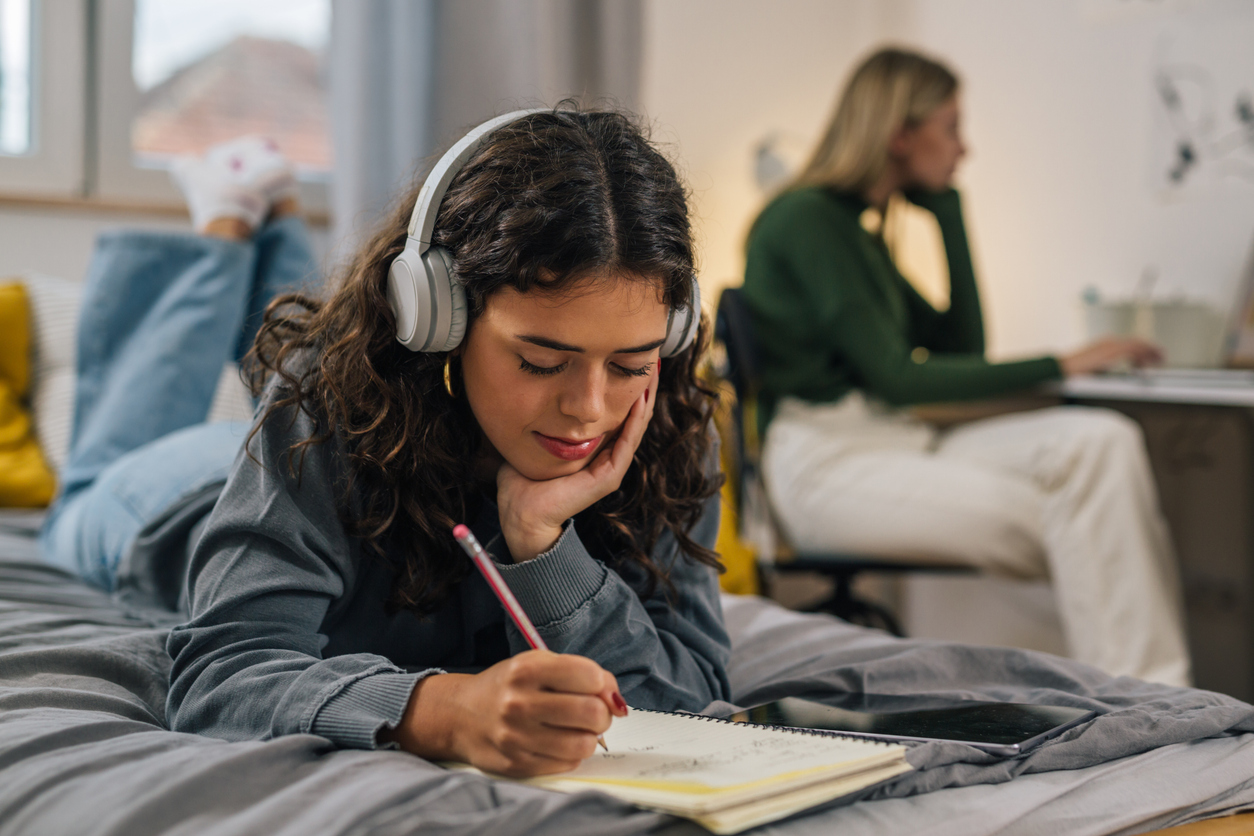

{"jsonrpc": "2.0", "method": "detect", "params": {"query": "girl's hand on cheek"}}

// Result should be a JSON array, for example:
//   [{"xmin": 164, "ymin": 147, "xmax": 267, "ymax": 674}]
[
  {"xmin": 497, "ymin": 364, "xmax": 659, "ymax": 562},
  {"xmin": 383, "ymin": 650, "xmax": 627, "ymax": 777}
]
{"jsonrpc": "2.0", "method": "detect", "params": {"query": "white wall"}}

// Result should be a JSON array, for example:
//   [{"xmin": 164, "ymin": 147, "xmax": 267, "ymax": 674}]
[{"xmin": 641, "ymin": 0, "xmax": 1254, "ymax": 360}]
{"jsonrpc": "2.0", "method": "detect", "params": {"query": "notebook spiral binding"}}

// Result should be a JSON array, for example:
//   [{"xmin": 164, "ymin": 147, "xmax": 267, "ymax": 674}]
[{"xmin": 635, "ymin": 707, "xmax": 899, "ymax": 748}]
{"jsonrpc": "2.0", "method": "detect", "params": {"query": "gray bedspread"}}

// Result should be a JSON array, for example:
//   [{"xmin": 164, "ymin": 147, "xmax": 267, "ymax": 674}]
[
  {"xmin": 724, "ymin": 593, "xmax": 1254, "ymax": 835},
  {"xmin": 1, "ymin": 512, "xmax": 1253, "ymax": 836}
]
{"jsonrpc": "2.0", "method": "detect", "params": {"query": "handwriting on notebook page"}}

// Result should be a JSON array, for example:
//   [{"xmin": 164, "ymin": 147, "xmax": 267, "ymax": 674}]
[{"xmin": 563, "ymin": 709, "xmax": 891, "ymax": 789}]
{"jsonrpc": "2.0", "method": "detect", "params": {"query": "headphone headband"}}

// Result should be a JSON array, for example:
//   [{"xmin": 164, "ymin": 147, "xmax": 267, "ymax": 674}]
[
  {"xmin": 407, "ymin": 108, "xmax": 547, "ymax": 253},
  {"xmin": 388, "ymin": 107, "xmax": 702, "ymax": 357}
]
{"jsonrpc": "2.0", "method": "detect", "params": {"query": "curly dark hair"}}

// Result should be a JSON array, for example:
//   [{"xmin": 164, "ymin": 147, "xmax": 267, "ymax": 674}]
[{"xmin": 248, "ymin": 107, "xmax": 724, "ymax": 615}]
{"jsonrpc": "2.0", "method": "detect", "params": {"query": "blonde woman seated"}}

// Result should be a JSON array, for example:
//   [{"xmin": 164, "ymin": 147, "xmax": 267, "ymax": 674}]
[{"xmin": 741, "ymin": 47, "xmax": 1190, "ymax": 687}]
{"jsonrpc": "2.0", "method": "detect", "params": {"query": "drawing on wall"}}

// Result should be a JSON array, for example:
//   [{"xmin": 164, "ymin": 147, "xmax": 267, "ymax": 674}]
[{"xmin": 1151, "ymin": 22, "xmax": 1254, "ymax": 196}]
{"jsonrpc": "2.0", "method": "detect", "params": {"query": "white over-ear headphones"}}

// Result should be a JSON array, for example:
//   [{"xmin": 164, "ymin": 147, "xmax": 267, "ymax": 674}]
[{"xmin": 386, "ymin": 109, "xmax": 702, "ymax": 356}]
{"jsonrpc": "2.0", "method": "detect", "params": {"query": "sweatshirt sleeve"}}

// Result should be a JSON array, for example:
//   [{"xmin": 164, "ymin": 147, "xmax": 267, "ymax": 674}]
[
  {"xmin": 842, "ymin": 308, "xmax": 1062, "ymax": 406},
  {"xmin": 899, "ymin": 187, "xmax": 985, "ymax": 355},
  {"xmin": 491, "ymin": 443, "xmax": 731, "ymax": 712},
  {"xmin": 165, "ymin": 391, "xmax": 434, "ymax": 750}
]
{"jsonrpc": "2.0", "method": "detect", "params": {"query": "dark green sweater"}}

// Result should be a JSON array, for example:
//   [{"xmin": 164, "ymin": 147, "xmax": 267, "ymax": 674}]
[{"xmin": 742, "ymin": 187, "xmax": 1061, "ymax": 428}]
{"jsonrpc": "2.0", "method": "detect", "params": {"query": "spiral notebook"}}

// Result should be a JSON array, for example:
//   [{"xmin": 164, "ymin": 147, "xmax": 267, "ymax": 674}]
[{"xmin": 449, "ymin": 707, "xmax": 913, "ymax": 834}]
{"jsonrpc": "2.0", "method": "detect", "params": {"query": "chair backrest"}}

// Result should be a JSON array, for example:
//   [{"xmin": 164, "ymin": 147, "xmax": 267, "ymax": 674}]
[
  {"xmin": 714, "ymin": 288, "xmax": 974, "ymax": 584},
  {"xmin": 714, "ymin": 287, "xmax": 762, "ymax": 513},
  {"xmin": 715, "ymin": 286, "xmax": 758, "ymax": 408}
]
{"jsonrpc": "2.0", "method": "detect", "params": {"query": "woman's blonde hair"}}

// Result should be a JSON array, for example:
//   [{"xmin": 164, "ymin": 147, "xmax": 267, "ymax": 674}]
[{"xmin": 792, "ymin": 47, "xmax": 959, "ymax": 194}]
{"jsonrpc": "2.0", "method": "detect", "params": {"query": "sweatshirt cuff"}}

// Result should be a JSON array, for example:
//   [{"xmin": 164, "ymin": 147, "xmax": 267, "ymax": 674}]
[
  {"xmin": 495, "ymin": 522, "xmax": 609, "ymax": 626},
  {"xmin": 311, "ymin": 668, "xmax": 440, "ymax": 750}
]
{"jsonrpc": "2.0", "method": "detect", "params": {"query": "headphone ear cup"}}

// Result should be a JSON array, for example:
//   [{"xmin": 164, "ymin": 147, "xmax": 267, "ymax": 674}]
[
  {"xmin": 388, "ymin": 238, "xmax": 461, "ymax": 352},
  {"xmin": 387, "ymin": 244, "xmax": 428, "ymax": 350},
  {"xmin": 426, "ymin": 247, "xmax": 467, "ymax": 352},
  {"xmin": 660, "ymin": 276, "xmax": 702, "ymax": 358}
]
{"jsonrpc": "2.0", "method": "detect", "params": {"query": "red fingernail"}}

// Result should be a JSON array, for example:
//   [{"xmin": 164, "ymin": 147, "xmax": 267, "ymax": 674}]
[
  {"xmin": 612, "ymin": 692, "xmax": 628, "ymax": 714},
  {"xmin": 644, "ymin": 388, "xmax": 649, "ymax": 404}
]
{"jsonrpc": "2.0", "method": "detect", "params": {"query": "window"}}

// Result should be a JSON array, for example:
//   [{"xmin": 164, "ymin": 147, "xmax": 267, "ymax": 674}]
[
  {"xmin": 96, "ymin": 0, "xmax": 331, "ymax": 210},
  {"xmin": 131, "ymin": 0, "xmax": 331, "ymax": 172},
  {"xmin": 0, "ymin": 0, "xmax": 32, "ymax": 156},
  {"xmin": 0, "ymin": 0, "xmax": 85, "ymax": 197},
  {"xmin": 0, "ymin": 1, "xmax": 329, "ymax": 210}
]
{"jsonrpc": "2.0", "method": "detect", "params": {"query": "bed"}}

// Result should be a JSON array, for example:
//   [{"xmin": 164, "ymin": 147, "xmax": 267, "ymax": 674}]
[{"xmin": 1, "ymin": 509, "xmax": 1252, "ymax": 836}]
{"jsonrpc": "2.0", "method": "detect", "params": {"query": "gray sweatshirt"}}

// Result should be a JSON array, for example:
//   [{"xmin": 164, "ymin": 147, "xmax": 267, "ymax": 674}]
[{"xmin": 164, "ymin": 392, "xmax": 731, "ymax": 751}]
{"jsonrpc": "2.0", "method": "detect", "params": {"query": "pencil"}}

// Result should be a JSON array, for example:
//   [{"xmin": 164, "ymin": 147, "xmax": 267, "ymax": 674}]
[{"xmin": 452, "ymin": 524, "xmax": 609, "ymax": 752}]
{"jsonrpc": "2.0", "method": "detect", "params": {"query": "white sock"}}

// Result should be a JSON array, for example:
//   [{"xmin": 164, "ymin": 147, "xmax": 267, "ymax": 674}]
[
  {"xmin": 170, "ymin": 156, "xmax": 269, "ymax": 233},
  {"xmin": 205, "ymin": 136, "xmax": 299, "ymax": 205}
]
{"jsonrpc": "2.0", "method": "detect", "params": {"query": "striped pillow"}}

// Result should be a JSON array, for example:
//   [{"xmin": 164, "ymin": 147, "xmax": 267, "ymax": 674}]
[
  {"xmin": 21, "ymin": 272, "xmax": 255, "ymax": 474},
  {"xmin": 21, "ymin": 272, "xmax": 80, "ymax": 473}
]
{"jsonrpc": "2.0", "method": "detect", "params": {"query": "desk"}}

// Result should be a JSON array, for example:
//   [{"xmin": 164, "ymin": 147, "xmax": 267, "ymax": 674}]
[
  {"xmin": 1057, "ymin": 371, "xmax": 1254, "ymax": 408},
  {"xmin": 1056, "ymin": 373, "xmax": 1254, "ymax": 701}
]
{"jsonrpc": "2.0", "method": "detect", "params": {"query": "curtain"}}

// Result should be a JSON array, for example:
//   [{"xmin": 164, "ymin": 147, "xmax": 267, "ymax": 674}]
[{"xmin": 329, "ymin": 0, "xmax": 643, "ymax": 249}]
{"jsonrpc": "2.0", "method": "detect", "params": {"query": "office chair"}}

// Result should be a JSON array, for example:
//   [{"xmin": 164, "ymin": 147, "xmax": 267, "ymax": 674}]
[{"xmin": 713, "ymin": 286, "xmax": 973, "ymax": 636}]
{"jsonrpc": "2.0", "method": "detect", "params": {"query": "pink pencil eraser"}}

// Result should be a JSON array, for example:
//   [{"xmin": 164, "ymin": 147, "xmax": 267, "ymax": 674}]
[{"xmin": 452, "ymin": 524, "xmax": 470, "ymax": 539}]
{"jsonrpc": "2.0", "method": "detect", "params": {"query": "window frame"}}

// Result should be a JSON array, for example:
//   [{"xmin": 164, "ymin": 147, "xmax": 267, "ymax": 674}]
[{"xmin": 0, "ymin": 0, "xmax": 87, "ymax": 198}]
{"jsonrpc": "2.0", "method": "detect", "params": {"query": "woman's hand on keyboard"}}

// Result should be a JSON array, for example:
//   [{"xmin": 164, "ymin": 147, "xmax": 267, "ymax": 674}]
[{"xmin": 1060, "ymin": 337, "xmax": 1164, "ymax": 376}]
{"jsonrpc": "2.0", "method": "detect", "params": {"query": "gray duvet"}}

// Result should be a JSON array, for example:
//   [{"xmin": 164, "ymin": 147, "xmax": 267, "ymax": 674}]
[{"xmin": 1, "ymin": 514, "xmax": 1253, "ymax": 836}]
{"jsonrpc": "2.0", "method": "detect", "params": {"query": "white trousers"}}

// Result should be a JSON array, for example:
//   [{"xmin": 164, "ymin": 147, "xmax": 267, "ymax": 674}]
[{"xmin": 761, "ymin": 393, "xmax": 1191, "ymax": 687}]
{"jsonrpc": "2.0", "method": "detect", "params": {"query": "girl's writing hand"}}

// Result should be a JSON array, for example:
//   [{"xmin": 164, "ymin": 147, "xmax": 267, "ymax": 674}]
[
  {"xmin": 381, "ymin": 650, "xmax": 628, "ymax": 777},
  {"xmin": 496, "ymin": 365, "xmax": 659, "ymax": 562}
]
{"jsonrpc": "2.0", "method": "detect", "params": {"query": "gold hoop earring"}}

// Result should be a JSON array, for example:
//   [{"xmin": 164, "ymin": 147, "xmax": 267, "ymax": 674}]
[{"xmin": 443, "ymin": 356, "xmax": 455, "ymax": 398}]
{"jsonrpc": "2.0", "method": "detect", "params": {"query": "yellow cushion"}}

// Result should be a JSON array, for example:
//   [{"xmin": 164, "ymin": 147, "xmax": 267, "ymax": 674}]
[
  {"xmin": 716, "ymin": 475, "xmax": 759, "ymax": 595},
  {"xmin": 0, "ymin": 282, "xmax": 56, "ymax": 507},
  {"xmin": 0, "ymin": 282, "xmax": 29, "ymax": 394}
]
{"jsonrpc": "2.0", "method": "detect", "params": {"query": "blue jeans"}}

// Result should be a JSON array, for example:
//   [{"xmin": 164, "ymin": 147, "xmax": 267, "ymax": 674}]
[{"xmin": 40, "ymin": 217, "xmax": 320, "ymax": 589}]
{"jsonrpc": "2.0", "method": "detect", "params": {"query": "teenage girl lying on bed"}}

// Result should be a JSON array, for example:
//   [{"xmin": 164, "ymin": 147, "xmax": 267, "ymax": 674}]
[{"xmin": 39, "ymin": 108, "xmax": 730, "ymax": 778}]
